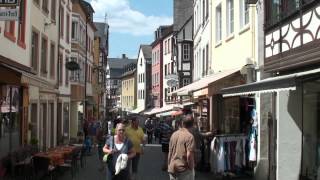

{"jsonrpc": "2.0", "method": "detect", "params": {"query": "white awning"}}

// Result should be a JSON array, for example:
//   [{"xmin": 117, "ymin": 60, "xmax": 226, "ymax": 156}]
[
  {"xmin": 130, "ymin": 107, "xmax": 145, "ymax": 114},
  {"xmin": 171, "ymin": 68, "xmax": 240, "ymax": 96},
  {"xmin": 143, "ymin": 108, "xmax": 162, "ymax": 115},
  {"xmin": 221, "ymin": 68, "xmax": 320, "ymax": 97}
]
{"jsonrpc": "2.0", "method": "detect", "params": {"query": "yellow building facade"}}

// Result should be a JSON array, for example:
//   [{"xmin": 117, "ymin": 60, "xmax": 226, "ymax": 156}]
[
  {"xmin": 121, "ymin": 67, "xmax": 137, "ymax": 113},
  {"xmin": 211, "ymin": 0, "xmax": 257, "ymax": 71}
]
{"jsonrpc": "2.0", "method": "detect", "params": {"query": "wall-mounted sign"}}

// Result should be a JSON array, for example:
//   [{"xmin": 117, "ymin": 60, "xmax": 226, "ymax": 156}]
[
  {"xmin": 167, "ymin": 79, "xmax": 178, "ymax": 87},
  {"xmin": 65, "ymin": 61, "xmax": 80, "ymax": 71},
  {"xmin": 0, "ymin": 9, "xmax": 19, "ymax": 21},
  {"xmin": 165, "ymin": 74, "xmax": 178, "ymax": 80},
  {"xmin": 0, "ymin": 0, "xmax": 18, "ymax": 6}
]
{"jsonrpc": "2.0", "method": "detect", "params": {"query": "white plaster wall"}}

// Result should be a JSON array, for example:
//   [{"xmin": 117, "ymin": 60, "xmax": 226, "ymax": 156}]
[
  {"xmin": 277, "ymin": 89, "xmax": 302, "ymax": 180},
  {"xmin": 163, "ymin": 34, "xmax": 174, "ymax": 107},
  {"xmin": 0, "ymin": 2, "xmax": 31, "ymax": 67},
  {"xmin": 30, "ymin": 1, "xmax": 58, "ymax": 85},
  {"xmin": 211, "ymin": 0, "xmax": 257, "ymax": 72},
  {"xmin": 193, "ymin": 0, "xmax": 211, "ymax": 81},
  {"xmin": 59, "ymin": 1, "xmax": 73, "ymax": 96},
  {"xmin": 137, "ymin": 48, "xmax": 146, "ymax": 110}
]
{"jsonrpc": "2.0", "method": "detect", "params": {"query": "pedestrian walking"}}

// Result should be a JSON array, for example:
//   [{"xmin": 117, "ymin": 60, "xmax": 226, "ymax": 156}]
[
  {"xmin": 96, "ymin": 122, "xmax": 105, "ymax": 171},
  {"xmin": 103, "ymin": 123, "xmax": 136, "ymax": 180},
  {"xmin": 159, "ymin": 117, "xmax": 173, "ymax": 171},
  {"xmin": 168, "ymin": 115, "xmax": 195, "ymax": 180},
  {"xmin": 125, "ymin": 116, "xmax": 145, "ymax": 180},
  {"xmin": 145, "ymin": 118, "xmax": 154, "ymax": 144}
]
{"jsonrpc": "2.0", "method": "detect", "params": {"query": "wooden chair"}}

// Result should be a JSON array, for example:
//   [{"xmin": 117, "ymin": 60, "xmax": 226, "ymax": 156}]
[{"xmin": 32, "ymin": 156, "xmax": 56, "ymax": 180}]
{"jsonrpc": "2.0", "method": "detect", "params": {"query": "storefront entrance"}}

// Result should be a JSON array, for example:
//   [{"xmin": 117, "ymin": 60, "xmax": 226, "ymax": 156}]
[{"xmin": 301, "ymin": 79, "xmax": 320, "ymax": 180}]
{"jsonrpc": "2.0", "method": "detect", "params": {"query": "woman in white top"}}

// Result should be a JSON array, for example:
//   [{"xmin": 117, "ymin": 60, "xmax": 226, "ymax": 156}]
[{"xmin": 103, "ymin": 123, "xmax": 136, "ymax": 180}]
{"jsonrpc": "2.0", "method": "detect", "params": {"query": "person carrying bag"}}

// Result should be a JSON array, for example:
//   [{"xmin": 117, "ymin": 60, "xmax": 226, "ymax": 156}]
[{"xmin": 103, "ymin": 122, "xmax": 136, "ymax": 180}]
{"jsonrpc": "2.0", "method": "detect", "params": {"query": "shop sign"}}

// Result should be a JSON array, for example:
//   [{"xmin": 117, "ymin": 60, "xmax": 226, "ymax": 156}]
[
  {"xmin": 165, "ymin": 74, "xmax": 178, "ymax": 80},
  {"xmin": 167, "ymin": 79, "xmax": 178, "ymax": 87},
  {"xmin": 0, "ymin": 0, "xmax": 18, "ymax": 6},
  {"xmin": 0, "ymin": 9, "xmax": 19, "ymax": 21},
  {"xmin": 65, "ymin": 61, "xmax": 80, "ymax": 71}
]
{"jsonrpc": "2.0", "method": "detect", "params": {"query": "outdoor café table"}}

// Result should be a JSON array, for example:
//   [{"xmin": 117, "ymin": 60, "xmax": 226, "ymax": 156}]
[{"xmin": 34, "ymin": 152, "xmax": 65, "ymax": 166}]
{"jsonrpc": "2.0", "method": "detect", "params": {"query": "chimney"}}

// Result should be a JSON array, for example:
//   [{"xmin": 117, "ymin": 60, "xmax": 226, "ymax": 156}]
[{"xmin": 122, "ymin": 54, "xmax": 127, "ymax": 59}]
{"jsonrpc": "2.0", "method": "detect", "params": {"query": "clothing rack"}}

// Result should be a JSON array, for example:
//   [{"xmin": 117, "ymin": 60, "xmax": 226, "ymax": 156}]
[{"xmin": 214, "ymin": 133, "xmax": 245, "ymax": 137}]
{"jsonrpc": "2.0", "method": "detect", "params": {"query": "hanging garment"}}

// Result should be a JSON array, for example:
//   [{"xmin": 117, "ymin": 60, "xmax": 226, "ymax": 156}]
[
  {"xmin": 235, "ymin": 140, "xmax": 242, "ymax": 168},
  {"xmin": 210, "ymin": 137, "xmax": 218, "ymax": 173},
  {"xmin": 217, "ymin": 139, "xmax": 226, "ymax": 173},
  {"xmin": 249, "ymin": 133, "xmax": 257, "ymax": 162}
]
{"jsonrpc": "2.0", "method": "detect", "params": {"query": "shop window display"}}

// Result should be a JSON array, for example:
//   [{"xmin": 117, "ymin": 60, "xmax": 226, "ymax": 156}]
[{"xmin": 0, "ymin": 85, "xmax": 21, "ymax": 159}]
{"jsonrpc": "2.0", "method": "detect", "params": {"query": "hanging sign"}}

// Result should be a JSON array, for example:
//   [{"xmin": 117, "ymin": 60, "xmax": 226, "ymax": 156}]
[
  {"xmin": 0, "ymin": 9, "xmax": 19, "ymax": 21},
  {"xmin": 0, "ymin": 0, "xmax": 18, "ymax": 6}
]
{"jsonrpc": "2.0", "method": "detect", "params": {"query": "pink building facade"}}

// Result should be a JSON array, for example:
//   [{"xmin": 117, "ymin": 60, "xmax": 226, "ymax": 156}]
[{"xmin": 151, "ymin": 42, "xmax": 163, "ymax": 108}]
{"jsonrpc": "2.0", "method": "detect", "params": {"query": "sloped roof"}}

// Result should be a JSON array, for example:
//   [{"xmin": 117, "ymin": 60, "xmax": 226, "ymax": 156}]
[
  {"xmin": 108, "ymin": 58, "xmax": 136, "ymax": 69},
  {"xmin": 140, "ymin": 45, "xmax": 152, "ymax": 59}
]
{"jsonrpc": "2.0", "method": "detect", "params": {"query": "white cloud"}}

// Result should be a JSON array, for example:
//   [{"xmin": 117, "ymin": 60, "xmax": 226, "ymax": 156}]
[{"xmin": 90, "ymin": 0, "xmax": 173, "ymax": 36}]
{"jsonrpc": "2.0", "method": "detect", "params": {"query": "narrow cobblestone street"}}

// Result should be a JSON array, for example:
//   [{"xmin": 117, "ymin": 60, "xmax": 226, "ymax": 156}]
[{"xmin": 58, "ymin": 144, "xmax": 215, "ymax": 180}]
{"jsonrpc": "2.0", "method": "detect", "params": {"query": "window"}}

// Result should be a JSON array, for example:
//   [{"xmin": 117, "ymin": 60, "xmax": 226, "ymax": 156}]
[
  {"xmin": 41, "ymin": 37, "xmax": 48, "ymax": 76},
  {"xmin": 42, "ymin": 0, "xmax": 49, "ymax": 13},
  {"xmin": 202, "ymin": 48, "xmax": 206, "ymax": 76},
  {"xmin": 206, "ymin": 44, "xmax": 209, "ymax": 72},
  {"xmin": 0, "ymin": 86, "xmax": 22, "ymax": 157},
  {"xmin": 18, "ymin": 0, "xmax": 27, "ymax": 48},
  {"xmin": 30, "ymin": 103, "xmax": 38, "ymax": 139},
  {"xmin": 183, "ymin": 78, "xmax": 191, "ymax": 86},
  {"xmin": 65, "ymin": 57, "xmax": 69, "ymax": 86},
  {"xmin": 202, "ymin": 0, "xmax": 205, "ymax": 24},
  {"xmin": 168, "ymin": 38, "xmax": 171, "ymax": 53},
  {"xmin": 216, "ymin": 4, "xmax": 222, "ymax": 42},
  {"xmin": 60, "ymin": 6, "xmax": 64, "ymax": 38},
  {"xmin": 66, "ymin": 14, "xmax": 70, "ymax": 43},
  {"xmin": 240, "ymin": 0, "xmax": 249, "ymax": 28},
  {"xmin": 51, "ymin": 0, "xmax": 56, "ymax": 21},
  {"xmin": 165, "ymin": 65, "xmax": 167, "ymax": 76},
  {"xmin": 49, "ymin": 103, "xmax": 54, "ymax": 147},
  {"xmin": 59, "ymin": 52, "xmax": 63, "ymax": 85},
  {"xmin": 183, "ymin": 44, "xmax": 190, "ymax": 60},
  {"xmin": 31, "ymin": 31, "xmax": 39, "ymax": 72},
  {"xmin": 227, "ymin": 0, "xmax": 234, "ymax": 36},
  {"xmin": 40, "ymin": 103, "xmax": 47, "ymax": 150},
  {"xmin": 63, "ymin": 103, "xmax": 69, "ymax": 139},
  {"xmin": 4, "ymin": 19, "xmax": 15, "ymax": 42},
  {"xmin": 206, "ymin": 0, "xmax": 209, "ymax": 20},
  {"xmin": 264, "ymin": 0, "xmax": 308, "ymax": 29},
  {"xmin": 72, "ymin": 21, "xmax": 77, "ymax": 39},
  {"xmin": 50, "ymin": 43, "xmax": 55, "ymax": 79}
]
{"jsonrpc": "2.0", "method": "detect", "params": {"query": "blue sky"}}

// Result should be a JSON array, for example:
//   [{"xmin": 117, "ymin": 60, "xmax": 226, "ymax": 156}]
[{"xmin": 88, "ymin": 0, "xmax": 173, "ymax": 58}]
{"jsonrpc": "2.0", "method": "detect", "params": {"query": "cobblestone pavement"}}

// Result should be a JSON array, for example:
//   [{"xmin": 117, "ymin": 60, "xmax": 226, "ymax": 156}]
[{"xmin": 57, "ymin": 144, "xmax": 252, "ymax": 180}]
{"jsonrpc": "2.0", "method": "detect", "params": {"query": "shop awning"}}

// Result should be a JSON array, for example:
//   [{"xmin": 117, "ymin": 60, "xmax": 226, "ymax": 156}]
[
  {"xmin": 130, "ymin": 107, "xmax": 145, "ymax": 114},
  {"xmin": 156, "ymin": 111, "xmax": 175, "ymax": 117},
  {"xmin": 143, "ymin": 108, "xmax": 162, "ymax": 115},
  {"xmin": 171, "ymin": 68, "xmax": 240, "ymax": 96},
  {"xmin": 220, "ymin": 68, "xmax": 320, "ymax": 97},
  {"xmin": 144, "ymin": 104, "xmax": 179, "ymax": 116}
]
